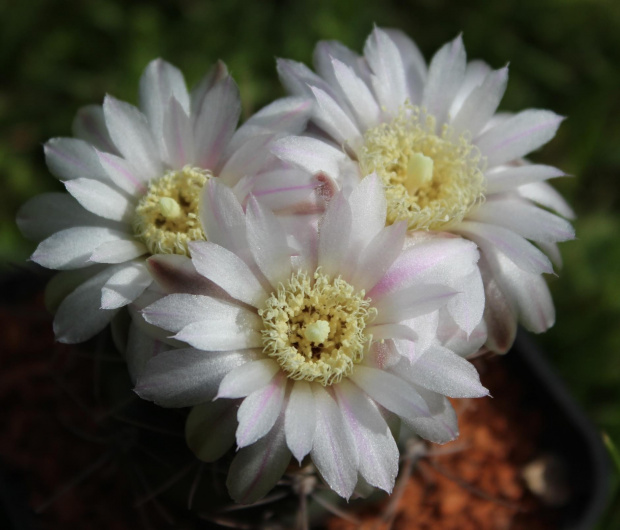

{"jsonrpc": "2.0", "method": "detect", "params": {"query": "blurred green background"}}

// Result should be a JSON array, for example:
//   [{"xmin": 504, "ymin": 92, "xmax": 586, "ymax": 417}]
[{"xmin": 1, "ymin": 0, "xmax": 619, "ymax": 525}]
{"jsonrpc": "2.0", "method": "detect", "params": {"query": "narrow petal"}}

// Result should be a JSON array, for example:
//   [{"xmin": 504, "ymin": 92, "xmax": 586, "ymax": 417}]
[
  {"xmin": 318, "ymin": 193, "xmax": 353, "ymax": 278},
  {"xmin": 65, "ymin": 178, "xmax": 133, "ymax": 222},
  {"xmin": 135, "ymin": 349, "xmax": 254, "ymax": 407},
  {"xmin": 101, "ymin": 260, "xmax": 152, "ymax": 309},
  {"xmin": 485, "ymin": 164, "xmax": 566, "ymax": 194},
  {"xmin": 32, "ymin": 227, "xmax": 128, "ymax": 270},
  {"xmin": 381, "ymin": 29, "xmax": 427, "ymax": 103},
  {"xmin": 309, "ymin": 85, "xmax": 362, "ymax": 147},
  {"xmin": 402, "ymin": 394, "xmax": 459, "ymax": 444},
  {"xmin": 347, "ymin": 174, "xmax": 387, "ymax": 253},
  {"xmin": 162, "ymin": 96, "xmax": 195, "ymax": 168},
  {"xmin": 146, "ymin": 254, "xmax": 226, "ymax": 296},
  {"xmin": 277, "ymin": 57, "xmax": 340, "ymax": 100},
  {"xmin": 124, "ymin": 322, "xmax": 170, "ymax": 383},
  {"xmin": 90, "ymin": 239, "xmax": 147, "ymax": 264},
  {"xmin": 227, "ymin": 413, "xmax": 291, "ymax": 504},
  {"xmin": 476, "ymin": 109, "xmax": 564, "ymax": 168},
  {"xmin": 72, "ymin": 105, "xmax": 117, "ymax": 153},
  {"xmin": 190, "ymin": 60, "xmax": 229, "ymax": 117},
  {"xmin": 186, "ymin": 399, "xmax": 238, "ymax": 462},
  {"xmin": 349, "ymin": 365, "xmax": 430, "ymax": 420},
  {"xmin": 236, "ymin": 373, "xmax": 287, "ymax": 448},
  {"xmin": 451, "ymin": 60, "xmax": 492, "ymax": 114},
  {"xmin": 335, "ymin": 381, "xmax": 398, "ymax": 493},
  {"xmin": 285, "ymin": 381, "xmax": 316, "ymax": 463},
  {"xmin": 174, "ymin": 317, "xmax": 263, "ymax": 352},
  {"xmin": 44, "ymin": 138, "xmax": 109, "ymax": 182},
  {"xmin": 217, "ymin": 359, "xmax": 280, "ymax": 399},
  {"xmin": 422, "ymin": 35, "xmax": 467, "ymax": 125},
  {"xmin": 331, "ymin": 58, "xmax": 380, "ymax": 130},
  {"xmin": 367, "ymin": 323, "xmax": 417, "ymax": 342},
  {"xmin": 517, "ymin": 181, "xmax": 576, "ymax": 219},
  {"xmin": 310, "ymin": 386, "xmax": 357, "ymax": 499},
  {"xmin": 97, "ymin": 150, "xmax": 148, "ymax": 195},
  {"xmin": 103, "ymin": 95, "xmax": 162, "ymax": 180}
]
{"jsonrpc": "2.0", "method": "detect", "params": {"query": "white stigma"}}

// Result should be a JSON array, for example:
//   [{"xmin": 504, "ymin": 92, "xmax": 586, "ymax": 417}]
[
  {"xmin": 304, "ymin": 320, "xmax": 330, "ymax": 344},
  {"xmin": 158, "ymin": 197, "xmax": 182, "ymax": 219},
  {"xmin": 405, "ymin": 152, "xmax": 434, "ymax": 193}
]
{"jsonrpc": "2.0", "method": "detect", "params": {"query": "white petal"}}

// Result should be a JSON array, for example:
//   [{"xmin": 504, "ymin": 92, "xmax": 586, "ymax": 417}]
[
  {"xmin": 65, "ymin": 178, "xmax": 133, "ymax": 222},
  {"xmin": 347, "ymin": 173, "xmax": 387, "ymax": 254},
  {"xmin": 217, "ymin": 358, "xmax": 280, "ymax": 399},
  {"xmin": 318, "ymin": 193, "xmax": 353, "ymax": 278},
  {"xmin": 218, "ymin": 133, "xmax": 278, "ymax": 187},
  {"xmin": 335, "ymin": 380, "xmax": 398, "ymax": 493},
  {"xmin": 331, "ymin": 58, "xmax": 380, "ymax": 130},
  {"xmin": 517, "ymin": 181, "xmax": 576, "ymax": 219},
  {"xmin": 456, "ymin": 220, "xmax": 553, "ymax": 275},
  {"xmin": 53, "ymin": 264, "xmax": 124, "ymax": 343},
  {"xmin": 309, "ymin": 85, "xmax": 362, "ymax": 147},
  {"xmin": 485, "ymin": 164, "xmax": 566, "ymax": 194},
  {"xmin": 367, "ymin": 323, "xmax": 417, "ymax": 342},
  {"xmin": 17, "ymin": 193, "xmax": 120, "ymax": 242},
  {"xmin": 451, "ymin": 66, "xmax": 508, "ymax": 137},
  {"xmin": 32, "ymin": 226, "xmax": 128, "ymax": 270},
  {"xmin": 190, "ymin": 60, "xmax": 229, "ymax": 116},
  {"xmin": 451, "ymin": 60, "xmax": 492, "ymax": 114},
  {"xmin": 469, "ymin": 197, "xmax": 574, "ymax": 243},
  {"xmin": 422, "ymin": 35, "xmax": 467, "ymax": 125},
  {"xmin": 236, "ymin": 374, "xmax": 287, "ymax": 448},
  {"xmin": 96, "ymin": 150, "xmax": 148, "ymax": 195},
  {"xmin": 189, "ymin": 241, "xmax": 268, "ymax": 308},
  {"xmin": 103, "ymin": 95, "xmax": 162, "ymax": 180},
  {"xmin": 272, "ymin": 135, "xmax": 348, "ymax": 180},
  {"xmin": 90, "ymin": 239, "xmax": 147, "ymax": 264},
  {"xmin": 246, "ymin": 196, "xmax": 292, "ymax": 287},
  {"xmin": 72, "ymin": 105, "xmax": 117, "ymax": 153},
  {"xmin": 135, "ymin": 349, "xmax": 254, "ymax": 406},
  {"xmin": 476, "ymin": 109, "xmax": 564, "ymax": 168},
  {"xmin": 277, "ymin": 57, "xmax": 340, "ymax": 100},
  {"xmin": 310, "ymin": 386, "xmax": 357, "ymax": 499},
  {"xmin": 124, "ymin": 322, "xmax": 170, "ymax": 383},
  {"xmin": 174, "ymin": 317, "xmax": 263, "ymax": 352},
  {"xmin": 146, "ymin": 254, "xmax": 224, "ymax": 296},
  {"xmin": 227, "ymin": 414, "xmax": 291, "ymax": 504},
  {"xmin": 402, "ymin": 393, "xmax": 459, "ymax": 444},
  {"xmin": 162, "ymin": 96, "xmax": 195, "ymax": 168},
  {"xmin": 44, "ymin": 138, "xmax": 109, "ymax": 182},
  {"xmin": 445, "ymin": 268, "xmax": 485, "ymax": 335},
  {"xmin": 193, "ymin": 75, "xmax": 241, "ymax": 170},
  {"xmin": 186, "ymin": 399, "xmax": 238, "ymax": 462},
  {"xmin": 101, "ymin": 260, "xmax": 151, "ymax": 309},
  {"xmin": 364, "ymin": 27, "xmax": 409, "ymax": 115},
  {"xmin": 373, "ymin": 283, "xmax": 457, "ymax": 325},
  {"xmin": 45, "ymin": 267, "xmax": 105, "ymax": 312},
  {"xmin": 381, "ymin": 29, "xmax": 427, "ymax": 103},
  {"xmin": 436, "ymin": 308, "xmax": 488, "ymax": 358},
  {"xmin": 349, "ymin": 365, "xmax": 430, "ymax": 421},
  {"xmin": 285, "ymin": 381, "xmax": 316, "ymax": 463}
]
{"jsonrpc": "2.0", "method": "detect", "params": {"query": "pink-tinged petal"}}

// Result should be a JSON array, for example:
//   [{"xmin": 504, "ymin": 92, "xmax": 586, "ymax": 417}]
[
  {"xmin": 272, "ymin": 135, "xmax": 348, "ymax": 180},
  {"xmin": 101, "ymin": 260, "xmax": 152, "ymax": 309},
  {"xmin": 309, "ymin": 85, "xmax": 362, "ymax": 147},
  {"xmin": 226, "ymin": 97, "xmax": 312, "ymax": 155},
  {"xmin": 53, "ymin": 264, "xmax": 125, "ymax": 343},
  {"xmin": 236, "ymin": 373, "xmax": 287, "ymax": 448},
  {"xmin": 246, "ymin": 196, "xmax": 292, "ymax": 288},
  {"xmin": 227, "ymin": 413, "xmax": 291, "ymax": 504},
  {"xmin": 373, "ymin": 284, "xmax": 458, "ymax": 325},
  {"xmin": 318, "ymin": 193, "xmax": 353, "ymax": 279},
  {"xmin": 402, "ymin": 393, "xmax": 459, "ymax": 444},
  {"xmin": 250, "ymin": 168, "xmax": 321, "ymax": 213},
  {"xmin": 367, "ymin": 323, "xmax": 417, "ymax": 342},
  {"xmin": 146, "ymin": 254, "xmax": 230, "ymax": 297},
  {"xmin": 32, "ymin": 226, "xmax": 128, "ymax": 270},
  {"xmin": 398, "ymin": 346, "xmax": 488, "ymax": 398},
  {"xmin": 364, "ymin": 27, "xmax": 409, "ymax": 115},
  {"xmin": 174, "ymin": 316, "xmax": 263, "ymax": 352},
  {"xmin": 217, "ymin": 359, "xmax": 280, "ymax": 399},
  {"xmin": 517, "ymin": 181, "xmax": 576, "ymax": 220},
  {"xmin": 90, "ymin": 239, "xmax": 147, "ymax": 264},
  {"xmin": 422, "ymin": 35, "xmax": 467, "ymax": 126},
  {"xmin": 186, "ymin": 399, "xmax": 238, "ymax": 463},
  {"xmin": 96, "ymin": 150, "xmax": 148, "ymax": 195},
  {"xmin": 188, "ymin": 241, "xmax": 268, "ymax": 308},
  {"xmin": 17, "ymin": 193, "xmax": 121, "ymax": 242},
  {"xmin": 72, "ymin": 105, "xmax": 117, "ymax": 154},
  {"xmin": 476, "ymin": 109, "xmax": 564, "ymax": 168},
  {"xmin": 218, "ymin": 133, "xmax": 277, "ymax": 187},
  {"xmin": 381, "ymin": 29, "xmax": 427, "ymax": 103},
  {"xmin": 350, "ymin": 365, "xmax": 430, "ymax": 420},
  {"xmin": 365, "ymin": 340, "xmax": 405, "ymax": 369},
  {"xmin": 200, "ymin": 179, "xmax": 248, "ymax": 255},
  {"xmin": 190, "ymin": 60, "xmax": 229, "ymax": 117},
  {"xmin": 436, "ymin": 308, "xmax": 488, "ymax": 358},
  {"xmin": 485, "ymin": 164, "xmax": 565, "ymax": 195},
  {"xmin": 124, "ymin": 322, "xmax": 170, "ymax": 383},
  {"xmin": 193, "ymin": 75, "xmax": 241, "ymax": 170},
  {"xmin": 65, "ymin": 178, "xmax": 133, "ymax": 222},
  {"xmin": 335, "ymin": 380, "xmax": 398, "ymax": 493},
  {"xmin": 469, "ymin": 197, "xmax": 574, "ymax": 244},
  {"xmin": 162, "ymin": 96, "xmax": 195, "ymax": 168},
  {"xmin": 331, "ymin": 58, "xmax": 380, "ymax": 130},
  {"xmin": 135, "ymin": 349, "xmax": 255, "ymax": 407},
  {"xmin": 44, "ymin": 138, "xmax": 109, "ymax": 182},
  {"xmin": 351, "ymin": 221, "xmax": 407, "ymax": 291},
  {"xmin": 285, "ymin": 381, "xmax": 316, "ymax": 463},
  {"xmin": 139, "ymin": 59, "xmax": 190, "ymax": 145},
  {"xmin": 277, "ymin": 57, "xmax": 341, "ymax": 101},
  {"xmin": 103, "ymin": 95, "xmax": 162, "ymax": 180},
  {"xmin": 451, "ymin": 66, "xmax": 508, "ymax": 137},
  {"xmin": 310, "ymin": 386, "xmax": 358, "ymax": 499},
  {"xmin": 455, "ymin": 220, "xmax": 553, "ymax": 275}
]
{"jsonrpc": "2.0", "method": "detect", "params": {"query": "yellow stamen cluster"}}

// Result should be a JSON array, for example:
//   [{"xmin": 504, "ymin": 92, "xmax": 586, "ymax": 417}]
[
  {"xmin": 359, "ymin": 104, "xmax": 486, "ymax": 231},
  {"xmin": 133, "ymin": 166, "xmax": 210, "ymax": 256},
  {"xmin": 259, "ymin": 270, "xmax": 376, "ymax": 386}
]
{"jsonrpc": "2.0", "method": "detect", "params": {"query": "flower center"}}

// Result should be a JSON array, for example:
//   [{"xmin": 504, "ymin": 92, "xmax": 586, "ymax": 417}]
[
  {"xmin": 359, "ymin": 104, "xmax": 486, "ymax": 231},
  {"xmin": 259, "ymin": 270, "xmax": 376, "ymax": 386},
  {"xmin": 133, "ymin": 166, "xmax": 210, "ymax": 256}
]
